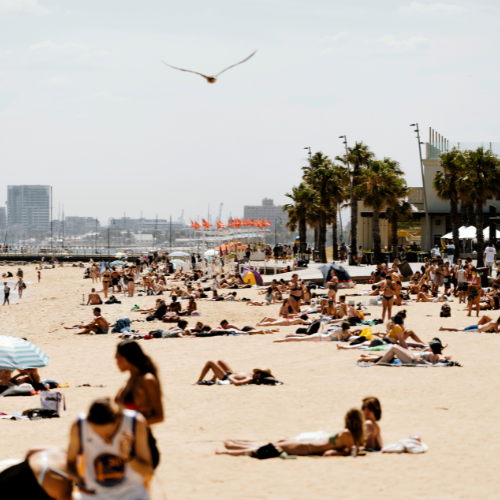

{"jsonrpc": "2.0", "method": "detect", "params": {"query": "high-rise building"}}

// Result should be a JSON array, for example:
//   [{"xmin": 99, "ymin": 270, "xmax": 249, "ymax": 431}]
[
  {"xmin": 0, "ymin": 207, "xmax": 6, "ymax": 228},
  {"xmin": 7, "ymin": 185, "xmax": 50, "ymax": 229},
  {"xmin": 243, "ymin": 198, "xmax": 289, "ymax": 229}
]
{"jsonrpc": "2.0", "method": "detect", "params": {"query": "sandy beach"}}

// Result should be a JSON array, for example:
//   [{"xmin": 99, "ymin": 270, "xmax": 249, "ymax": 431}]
[{"xmin": 0, "ymin": 263, "xmax": 499, "ymax": 499}]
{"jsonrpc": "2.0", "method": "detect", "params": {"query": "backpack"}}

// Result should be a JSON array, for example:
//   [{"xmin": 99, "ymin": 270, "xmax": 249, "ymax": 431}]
[{"xmin": 305, "ymin": 320, "xmax": 321, "ymax": 335}]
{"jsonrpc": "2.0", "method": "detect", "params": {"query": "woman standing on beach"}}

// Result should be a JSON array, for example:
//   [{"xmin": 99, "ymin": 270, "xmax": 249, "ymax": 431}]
[
  {"xmin": 326, "ymin": 269, "xmax": 338, "ymax": 304},
  {"xmin": 467, "ymin": 267, "xmax": 482, "ymax": 317},
  {"xmin": 125, "ymin": 266, "xmax": 136, "ymax": 297},
  {"xmin": 288, "ymin": 274, "xmax": 303, "ymax": 313},
  {"xmin": 101, "ymin": 267, "xmax": 111, "ymax": 298},
  {"xmin": 115, "ymin": 340, "xmax": 163, "ymax": 469}
]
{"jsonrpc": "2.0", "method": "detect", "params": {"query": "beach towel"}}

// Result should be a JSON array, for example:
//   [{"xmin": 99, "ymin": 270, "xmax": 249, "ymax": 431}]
[
  {"xmin": 382, "ymin": 436, "xmax": 428, "ymax": 454},
  {"xmin": 356, "ymin": 360, "xmax": 462, "ymax": 367}
]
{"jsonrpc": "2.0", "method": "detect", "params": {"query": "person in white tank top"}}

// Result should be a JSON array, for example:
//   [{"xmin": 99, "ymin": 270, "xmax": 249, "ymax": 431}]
[{"xmin": 67, "ymin": 398, "xmax": 152, "ymax": 500}]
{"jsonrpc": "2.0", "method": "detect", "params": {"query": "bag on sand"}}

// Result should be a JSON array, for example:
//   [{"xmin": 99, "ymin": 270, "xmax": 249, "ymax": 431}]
[{"xmin": 40, "ymin": 391, "xmax": 66, "ymax": 415}]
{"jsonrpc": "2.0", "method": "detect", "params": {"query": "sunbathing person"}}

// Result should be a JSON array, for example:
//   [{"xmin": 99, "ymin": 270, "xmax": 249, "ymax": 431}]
[
  {"xmin": 168, "ymin": 296, "xmax": 182, "ymax": 313},
  {"xmin": 0, "ymin": 369, "xmax": 15, "ymax": 386},
  {"xmin": 358, "ymin": 338, "xmax": 447, "ymax": 365},
  {"xmin": 362, "ymin": 397, "xmax": 383, "ymax": 451},
  {"xmin": 274, "ymin": 322, "xmax": 351, "ymax": 343},
  {"xmin": 216, "ymin": 408, "xmax": 364, "ymax": 456},
  {"xmin": 0, "ymin": 447, "xmax": 72, "ymax": 500},
  {"xmin": 416, "ymin": 284, "xmax": 434, "ymax": 302},
  {"xmin": 178, "ymin": 296, "xmax": 198, "ymax": 315},
  {"xmin": 64, "ymin": 308, "xmax": 109, "ymax": 335},
  {"xmin": 439, "ymin": 315, "xmax": 500, "ymax": 333},
  {"xmin": 245, "ymin": 299, "xmax": 271, "ymax": 306},
  {"xmin": 192, "ymin": 360, "xmax": 280, "ymax": 385},
  {"xmin": 136, "ymin": 299, "xmax": 162, "ymax": 314},
  {"xmin": 257, "ymin": 314, "xmax": 312, "ymax": 327},
  {"xmin": 86, "ymin": 288, "xmax": 103, "ymax": 305}
]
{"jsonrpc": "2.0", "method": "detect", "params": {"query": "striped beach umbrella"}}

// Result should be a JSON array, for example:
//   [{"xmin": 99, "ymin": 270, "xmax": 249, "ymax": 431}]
[{"xmin": 0, "ymin": 336, "xmax": 50, "ymax": 370}]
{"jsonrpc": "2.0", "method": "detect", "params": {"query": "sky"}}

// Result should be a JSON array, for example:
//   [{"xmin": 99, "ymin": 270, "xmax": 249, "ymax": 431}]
[{"xmin": 0, "ymin": 0, "xmax": 499, "ymax": 225}]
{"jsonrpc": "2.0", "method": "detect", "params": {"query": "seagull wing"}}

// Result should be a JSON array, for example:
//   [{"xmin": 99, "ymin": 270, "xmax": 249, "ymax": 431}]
[
  {"xmin": 161, "ymin": 61, "xmax": 210, "ymax": 79},
  {"xmin": 215, "ymin": 50, "xmax": 257, "ymax": 77}
]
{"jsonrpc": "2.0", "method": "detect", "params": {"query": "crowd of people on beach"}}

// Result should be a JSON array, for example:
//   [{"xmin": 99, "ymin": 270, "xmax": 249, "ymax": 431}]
[{"xmin": 2, "ymin": 240, "xmax": 492, "ymax": 498}]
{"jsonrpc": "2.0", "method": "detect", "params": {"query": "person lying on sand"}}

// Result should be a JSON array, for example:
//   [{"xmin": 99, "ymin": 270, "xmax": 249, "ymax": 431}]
[
  {"xmin": 439, "ymin": 315, "xmax": 500, "ymax": 333},
  {"xmin": 0, "ymin": 447, "xmax": 72, "ymax": 500},
  {"xmin": 86, "ymin": 288, "xmax": 103, "ymax": 305},
  {"xmin": 358, "ymin": 338, "xmax": 449, "ymax": 365},
  {"xmin": 192, "ymin": 361, "xmax": 280, "ymax": 386},
  {"xmin": 216, "ymin": 408, "xmax": 364, "ymax": 456},
  {"xmin": 256, "ymin": 315, "xmax": 311, "ymax": 327},
  {"xmin": 64, "ymin": 308, "xmax": 109, "ymax": 335},
  {"xmin": 274, "ymin": 322, "xmax": 352, "ymax": 343}
]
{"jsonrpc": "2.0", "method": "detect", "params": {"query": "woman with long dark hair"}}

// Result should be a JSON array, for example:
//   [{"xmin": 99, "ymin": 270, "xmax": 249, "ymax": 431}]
[{"xmin": 115, "ymin": 340, "xmax": 163, "ymax": 468}]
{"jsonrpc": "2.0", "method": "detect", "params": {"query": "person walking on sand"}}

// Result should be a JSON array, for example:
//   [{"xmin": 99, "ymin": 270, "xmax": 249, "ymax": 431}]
[
  {"xmin": 37, "ymin": 270, "xmax": 41, "ymax": 283},
  {"xmin": 3, "ymin": 282, "xmax": 10, "ymax": 306},
  {"xmin": 14, "ymin": 277, "xmax": 25, "ymax": 299}
]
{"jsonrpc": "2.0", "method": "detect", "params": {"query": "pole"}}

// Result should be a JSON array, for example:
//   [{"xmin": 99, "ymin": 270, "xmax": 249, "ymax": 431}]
[
  {"xmin": 50, "ymin": 186, "xmax": 53, "ymax": 253},
  {"xmin": 411, "ymin": 124, "xmax": 431, "ymax": 250},
  {"xmin": 95, "ymin": 217, "xmax": 98, "ymax": 252},
  {"xmin": 170, "ymin": 216, "xmax": 172, "ymax": 250}
]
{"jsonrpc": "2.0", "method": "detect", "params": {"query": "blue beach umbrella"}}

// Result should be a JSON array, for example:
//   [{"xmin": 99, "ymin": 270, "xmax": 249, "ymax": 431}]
[
  {"xmin": 0, "ymin": 335, "xmax": 50, "ymax": 370},
  {"xmin": 110, "ymin": 260, "xmax": 126, "ymax": 266}
]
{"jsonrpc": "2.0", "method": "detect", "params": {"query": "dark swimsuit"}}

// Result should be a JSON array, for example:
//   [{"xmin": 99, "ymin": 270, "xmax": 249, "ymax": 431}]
[{"xmin": 123, "ymin": 390, "xmax": 160, "ymax": 469}]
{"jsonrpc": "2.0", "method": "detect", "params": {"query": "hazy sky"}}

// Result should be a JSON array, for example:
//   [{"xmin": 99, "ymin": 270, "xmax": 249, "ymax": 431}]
[{"xmin": 1, "ymin": 0, "xmax": 498, "ymax": 224}]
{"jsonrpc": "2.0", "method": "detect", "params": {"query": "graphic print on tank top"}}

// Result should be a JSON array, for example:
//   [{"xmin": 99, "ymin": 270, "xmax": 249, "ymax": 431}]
[{"xmin": 94, "ymin": 453, "xmax": 126, "ymax": 487}]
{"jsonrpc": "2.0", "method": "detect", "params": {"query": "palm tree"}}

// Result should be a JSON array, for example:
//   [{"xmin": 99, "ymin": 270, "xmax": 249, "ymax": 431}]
[
  {"xmin": 354, "ymin": 160, "xmax": 400, "ymax": 262},
  {"xmin": 283, "ymin": 183, "xmax": 319, "ymax": 257},
  {"xmin": 336, "ymin": 142, "xmax": 375, "ymax": 264},
  {"xmin": 458, "ymin": 147, "xmax": 500, "ymax": 267},
  {"xmin": 386, "ymin": 197, "xmax": 413, "ymax": 260},
  {"xmin": 433, "ymin": 148, "xmax": 463, "ymax": 260},
  {"xmin": 302, "ymin": 152, "xmax": 347, "ymax": 263},
  {"xmin": 329, "ymin": 163, "xmax": 350, "ymax": 261}
]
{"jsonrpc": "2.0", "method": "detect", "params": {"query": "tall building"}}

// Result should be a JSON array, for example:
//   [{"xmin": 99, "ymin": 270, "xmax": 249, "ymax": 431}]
[
  {"xmin": 7, "ymin": 185, "xmax": 50, "ymax": 229},
  {"xmin": 0, "ymin": 207, "xmax": 6, "ymax": 228},
  {"xmin": 243, "ymin": 198, "xmax": 289, "ymax": 229}
]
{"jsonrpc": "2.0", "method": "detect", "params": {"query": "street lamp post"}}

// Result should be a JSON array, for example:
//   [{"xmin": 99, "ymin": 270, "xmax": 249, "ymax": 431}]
[
  {"xmin": 95, "ymin": 218, "xmax": 98, "ymax": 253},
  {"xmin": 410, "ymin": 124, "xmax": 431, "ymax": 251},
  {"xmin": 108, "ymin": 217, "xmax": 115, "ymax": 256},
  {"xmin": 339, "ymin": 135, "xmax": 354, "ymax": 264},
  {"xmin": 304, "ymin": 146, "xmax": 312, "ymax": 160}
]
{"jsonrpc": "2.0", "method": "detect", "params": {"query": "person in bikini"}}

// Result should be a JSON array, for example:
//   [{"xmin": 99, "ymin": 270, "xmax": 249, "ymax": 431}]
[
  {"xmin": 381, "ymin": 275, "xmax": 396, "ymax": 322},
  {"xmin": 216, "ymin": 408, "xmax": 365, "ymax": 456},
  {"xmin": 65, "ymin": 308, "xmax": 109, "ymax": 335},
  {"xmin": 115, "ymin": 340, "xmax": 163, "ymax": 469},
  {"xmin": 192, "ymin": 361, "xmax": 279, "ymax": 386},
  {"xmin": 326, "ymin": 269, "xmax": 338, "ymax": 304},
  {"xmin": 87, "ymin": 288, "xmax": 103, "ymax": 305},
  {"xmin": 439, "ymin": 315, "xmax": 500, "ymax": 333},
  {"xmin": 0, "ymin": 447, "xmax": 72, "ymax": 500},
  {"xmin": 101, "ymin": 268, "xmax": 111, "ymax": 298},
  {"xmin": 288, "ymin": 274, "xmax": 303, "ymax": 314},
  {"xmin": 362, "ymin": 397, "xmax": 383, "ymax": 451}
]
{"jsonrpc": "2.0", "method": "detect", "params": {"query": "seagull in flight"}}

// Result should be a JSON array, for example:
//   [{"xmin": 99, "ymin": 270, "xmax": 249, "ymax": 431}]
[{"xmin": 161, "ymin": 50, "xmax": 257, "ymax": 84}]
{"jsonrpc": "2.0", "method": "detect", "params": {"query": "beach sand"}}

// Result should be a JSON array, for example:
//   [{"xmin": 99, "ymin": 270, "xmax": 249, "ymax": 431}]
[{"xmin": 0, "ymin": 264, "xmax": 499, "ymax": 499}]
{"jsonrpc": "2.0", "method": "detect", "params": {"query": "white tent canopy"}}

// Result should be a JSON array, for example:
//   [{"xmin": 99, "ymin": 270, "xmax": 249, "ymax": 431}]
[
  {"xmin": 168, "ymin": 251, "xmax": 190, "ymax": 257},
  {"xmin": 442, "ymin": 226, "xmax": 500, "ymax": 240}
]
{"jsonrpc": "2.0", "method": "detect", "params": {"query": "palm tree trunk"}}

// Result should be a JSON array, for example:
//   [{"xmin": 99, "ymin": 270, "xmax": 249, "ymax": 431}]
[
  {"xmin": 299, "ymin": 218, "xmax": 307, "ymax": 257},
  {"xmin": 450, "ymin": 197, "xmax": 460, "ymax": 260},
  {"xmin": 332, "ymin": 213, "xmax": 338, "ymax": 261},
  {"xmin": 391, "ymin": 214, "xmax": 398, "ymax": 261},
  {"xmin": 350, "ymin": 195, "xmax": 358, "ymax": 265},
  {"xmin": 476, "ymin": 200, "xmax": 485, "ymax": 267},
  {"xmin": 319, "ymin": 217, "xmax": 327, "ymax": 263},
  {"xmin": 372, "ymin": 210, "xmax": 381, "ymax": 262}
]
